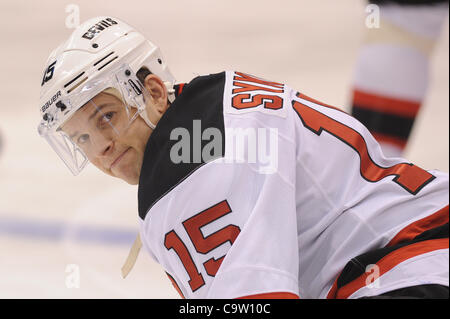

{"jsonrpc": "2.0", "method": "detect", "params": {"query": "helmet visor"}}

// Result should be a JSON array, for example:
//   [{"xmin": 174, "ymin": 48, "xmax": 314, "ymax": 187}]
[{"xmin": 38, "ymin": 64, "xmax": 148, "ymax": 175}]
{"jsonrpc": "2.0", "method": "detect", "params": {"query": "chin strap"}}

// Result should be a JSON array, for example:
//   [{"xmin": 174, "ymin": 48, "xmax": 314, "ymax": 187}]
[
  {"xmin": 139, "ymin": 81, "xmax": 175, "ymax": 129},
  {"xmin": 139, "ymin": 110, "xmax": 157, "ymax": 129}
]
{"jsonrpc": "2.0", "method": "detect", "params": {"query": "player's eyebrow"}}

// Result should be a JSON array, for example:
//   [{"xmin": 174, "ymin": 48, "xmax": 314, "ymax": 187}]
[{"xmin": 88, "ymin": 102, "xmax": 115, "ymax": 121}]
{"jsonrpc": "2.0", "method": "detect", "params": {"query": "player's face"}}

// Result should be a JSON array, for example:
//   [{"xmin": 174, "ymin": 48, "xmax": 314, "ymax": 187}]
[{"xmin": 61, "ymin": 92, "xmax": 152, "ymax": 184}]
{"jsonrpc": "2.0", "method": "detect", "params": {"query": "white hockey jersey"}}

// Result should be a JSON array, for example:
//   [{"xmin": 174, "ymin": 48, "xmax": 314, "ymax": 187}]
[{"xmin": 137, "ymin": 71, "xmax": 449, "ymax": 299}]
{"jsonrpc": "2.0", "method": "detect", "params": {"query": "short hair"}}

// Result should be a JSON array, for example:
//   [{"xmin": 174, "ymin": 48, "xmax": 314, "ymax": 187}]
[{"xmin": 136, "ymin": 66, "xmax": 152, "ymax": 85}]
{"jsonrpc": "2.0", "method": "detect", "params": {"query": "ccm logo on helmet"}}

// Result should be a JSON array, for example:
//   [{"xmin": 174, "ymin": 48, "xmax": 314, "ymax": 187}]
[{"xmin": 82, "ymin": 18, "xmax": 118, "ymax": 40}]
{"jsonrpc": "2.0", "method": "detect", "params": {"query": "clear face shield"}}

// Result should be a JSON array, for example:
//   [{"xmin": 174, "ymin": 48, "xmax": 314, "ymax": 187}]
[{"xmin": 38, "ymin": 64, "xmax": 149, "ymax": 175}]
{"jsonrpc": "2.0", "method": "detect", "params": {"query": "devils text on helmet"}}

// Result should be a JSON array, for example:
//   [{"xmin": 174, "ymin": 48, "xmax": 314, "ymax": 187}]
[{"xmin": 81, "ymin": 18, "xmax": 118, "ymax": 40}]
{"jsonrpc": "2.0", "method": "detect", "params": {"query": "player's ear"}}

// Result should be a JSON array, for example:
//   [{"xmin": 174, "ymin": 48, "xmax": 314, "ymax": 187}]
[{"xmin": 143, "ymin": 74, "xmax": 168, "ymax": 114}]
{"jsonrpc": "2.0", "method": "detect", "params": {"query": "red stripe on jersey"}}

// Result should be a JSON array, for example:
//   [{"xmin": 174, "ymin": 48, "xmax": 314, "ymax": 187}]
[
  {"xmin": 327, "ymin": 207, "xmax": 449, "ymax": 299},
  {"xmin": 326, "ymin": 279, "xmax": 340, "ymax": 299},
  {"xmin": 296, "ymin": 92, "xmax": 347, "ymax": 114},
  {"xmin": 237, "ymin": 292, "xmax": 299, "ymax": 299},
  {"xmin": 178, "ymin": 83, "xmax": 185, "ymax": 96},
  {"xmin": 352, "ymin": 89, "xmax": 421, "ymax": 118},
  {"xmin": 234, "ymin": 72, "xmax": 284, "ymax": 88},
  {"xmin": 387, "ymin": 205, "xmax": 449, "ymax": 247},
  {"xmin": 335, "ymin": 238, "xmax": 449, "ymax": 299},
  {"xmin": 371, "ymin": 132, "xmax": 408, "ymax": 149}
]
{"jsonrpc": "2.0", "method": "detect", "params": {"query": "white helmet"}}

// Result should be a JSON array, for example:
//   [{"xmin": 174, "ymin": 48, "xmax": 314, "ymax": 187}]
[{"xmin": 38, "ymin": 16, "xmax": 176, "ymax": 175}]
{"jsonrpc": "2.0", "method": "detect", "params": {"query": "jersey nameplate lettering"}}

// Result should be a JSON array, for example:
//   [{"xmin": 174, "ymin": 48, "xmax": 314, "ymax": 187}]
[{"xmin": 225, "ymin": 71, "xmax": 287, "ymax": 118}]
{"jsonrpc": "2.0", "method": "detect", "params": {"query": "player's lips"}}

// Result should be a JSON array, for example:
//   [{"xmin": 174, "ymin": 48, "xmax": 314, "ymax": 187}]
[{"xmin": 110, "ymin": 147, "xmax": 131, "ymax": 170}]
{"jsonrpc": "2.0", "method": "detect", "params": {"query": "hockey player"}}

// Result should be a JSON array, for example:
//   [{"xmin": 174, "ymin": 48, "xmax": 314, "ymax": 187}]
[{"xmin": 38, "ymin": 17, "xmax": 449, "ymax": 299}]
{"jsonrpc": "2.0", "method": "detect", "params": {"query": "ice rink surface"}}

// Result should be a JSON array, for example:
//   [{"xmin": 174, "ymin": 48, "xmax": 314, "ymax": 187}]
[{"xmin": 0, "ymin": 0, "xmax": 448, "ymax": 298}]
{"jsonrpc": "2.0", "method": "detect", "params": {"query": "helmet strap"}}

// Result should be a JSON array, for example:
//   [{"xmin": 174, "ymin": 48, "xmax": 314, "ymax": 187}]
[{"xmin": 165, "ymin": 81, "xmax": 176, "ymax": 103}]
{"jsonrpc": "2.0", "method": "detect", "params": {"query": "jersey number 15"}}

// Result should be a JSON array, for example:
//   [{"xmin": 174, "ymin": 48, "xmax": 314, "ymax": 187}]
[{"xmin": 164, "ymin": 200, "xmax": 241, "ymax": 292}]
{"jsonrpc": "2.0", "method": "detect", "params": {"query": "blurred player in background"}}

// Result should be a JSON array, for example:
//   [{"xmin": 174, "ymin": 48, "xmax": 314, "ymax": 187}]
[
  {"xmin": 37, "ymin": 16, "xmax": 449, "ymax": 299},
  {"xmin": 350, "ymin": 0, "xmax": 449, "ymax": 157}
]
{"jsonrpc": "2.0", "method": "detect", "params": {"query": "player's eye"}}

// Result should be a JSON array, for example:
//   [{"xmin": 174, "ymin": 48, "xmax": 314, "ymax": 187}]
[
  {"xmin": 99, "ymin": 111, "xmax": 115, "ymax": 126},
  {"xmin": 103, "ymin": 112, "xmax": 114, "ymax": 122},
  {"xmin": 77, "ymin": 134, "xmax": 89, "ymax": 145}
]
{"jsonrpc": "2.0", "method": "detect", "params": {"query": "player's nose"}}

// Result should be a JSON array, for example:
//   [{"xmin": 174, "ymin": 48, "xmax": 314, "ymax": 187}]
[{"xmin": 90, "ymin": 131, "xmax": 115, "ymax": 158}]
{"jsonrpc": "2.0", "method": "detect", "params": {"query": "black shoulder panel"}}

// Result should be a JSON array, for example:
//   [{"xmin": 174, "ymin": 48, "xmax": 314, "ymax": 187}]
[{"xmin": 138, "ymin": 72, "xmax": 226, "ymax": 220}]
